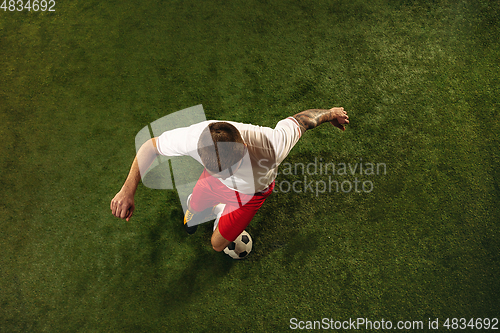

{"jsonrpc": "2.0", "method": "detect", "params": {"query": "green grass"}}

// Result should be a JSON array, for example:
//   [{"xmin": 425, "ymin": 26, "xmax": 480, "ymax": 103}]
[{"xmin": 1, "ymin": 0, "xmax": 499, "ymax": 331}]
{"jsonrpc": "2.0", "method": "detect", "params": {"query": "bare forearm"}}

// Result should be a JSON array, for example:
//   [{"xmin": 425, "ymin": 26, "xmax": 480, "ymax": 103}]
[
  {"xmin": 121, "ymin": 156, "xmax": 142, "ymax": 195},
  {"xmin": 293, "ymin": 107, "xmax": 349, "ymax": 134},
  {"xmin": 121, "ymin": 139, "xmax": 159, "ymax": 195},
  {"xmin": 293, "ymin": 109, "xmax": 334, "ymax": 134}
]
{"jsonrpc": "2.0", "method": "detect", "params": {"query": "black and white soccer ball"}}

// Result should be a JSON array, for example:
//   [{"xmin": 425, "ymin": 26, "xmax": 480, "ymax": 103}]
[{"xmin": 224, "ymin": 230, "xmax": 252, "ymax": 259}]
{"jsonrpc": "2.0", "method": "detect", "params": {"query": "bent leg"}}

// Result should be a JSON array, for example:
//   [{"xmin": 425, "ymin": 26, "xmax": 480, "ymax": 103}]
[
  {"xmin": 212, "ymin": 183, "xmax": 274, "ymax": 251},
  {"xmin": 211, "ymin": 227, "xmax": 231, "ymax": 252}
]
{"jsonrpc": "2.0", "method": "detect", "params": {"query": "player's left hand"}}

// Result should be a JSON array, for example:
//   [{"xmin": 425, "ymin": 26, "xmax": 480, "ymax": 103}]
[{"xmin": 329, "ymin": 107, "xmax": 349, "ymax": 131}]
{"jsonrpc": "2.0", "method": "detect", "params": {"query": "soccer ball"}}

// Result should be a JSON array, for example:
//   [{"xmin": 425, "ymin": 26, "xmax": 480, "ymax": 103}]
[{"xmin": 224, "ymin": 230, "xmax": 252, "ymax": 259}]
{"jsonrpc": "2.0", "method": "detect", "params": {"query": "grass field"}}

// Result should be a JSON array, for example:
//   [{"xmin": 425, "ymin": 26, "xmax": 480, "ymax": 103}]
[{"xmin": 1, "ymin": 0, "xmax": 499, "ymax": 332}]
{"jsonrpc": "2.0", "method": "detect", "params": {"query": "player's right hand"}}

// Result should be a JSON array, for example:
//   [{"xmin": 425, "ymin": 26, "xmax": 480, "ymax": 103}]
[{"xmin": 110, "ymin": 190, "xmax": 135, "ymax": 221}]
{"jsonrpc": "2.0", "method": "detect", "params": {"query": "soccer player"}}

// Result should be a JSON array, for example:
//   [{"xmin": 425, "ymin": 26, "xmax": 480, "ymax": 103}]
[{"xmin": 110, "ymin": 107, "xmax": 349, "ymax": 252}]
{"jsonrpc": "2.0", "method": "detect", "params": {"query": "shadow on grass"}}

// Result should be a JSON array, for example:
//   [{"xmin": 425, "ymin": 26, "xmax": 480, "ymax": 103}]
[
  {"xmin": 147, "ymin": 205, "xmax": 186, "ymax": 265},
  {"xmin": 142, "ymin": 195, "xmax": 233, "ymax": 311},
  {"xmin": 159, "ymin": 248, "xmax": 232, "ymax": 310},
  {"xmin": 281, "ymin": 232, "xmax": 321, "ymax": 267}
]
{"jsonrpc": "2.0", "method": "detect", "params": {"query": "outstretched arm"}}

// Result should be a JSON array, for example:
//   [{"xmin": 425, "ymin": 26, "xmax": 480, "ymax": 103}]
[
  {"xmin": 293, "ymin": 107, "xmax": 349, "ymax": 135},
  {"xmin": 110, "ymin": 137, "xmax": 159, "ymax": 221}
]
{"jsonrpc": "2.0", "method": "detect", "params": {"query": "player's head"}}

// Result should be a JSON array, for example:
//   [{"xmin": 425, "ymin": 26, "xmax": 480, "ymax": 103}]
[{"xmin": 197, "ymin": 122, "xmax": 247, "ymax": 177}]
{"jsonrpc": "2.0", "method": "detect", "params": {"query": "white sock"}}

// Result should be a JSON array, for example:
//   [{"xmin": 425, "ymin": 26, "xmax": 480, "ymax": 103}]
[{"xmin": 213, "ymin": 204, "xmax": 226, "ymax": 231}]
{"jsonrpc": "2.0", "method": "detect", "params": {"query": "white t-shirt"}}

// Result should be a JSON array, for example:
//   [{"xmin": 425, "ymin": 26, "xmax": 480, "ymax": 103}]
[{"xmin": 156, "ymin": 117, "xmax": 302, "ymax": 194}]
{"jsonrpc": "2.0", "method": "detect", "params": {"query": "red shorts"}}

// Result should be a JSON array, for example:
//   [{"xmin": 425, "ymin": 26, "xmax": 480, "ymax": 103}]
[{"xmin": 190, "ymin": 169, "xmax": 274, "ymax": 242}]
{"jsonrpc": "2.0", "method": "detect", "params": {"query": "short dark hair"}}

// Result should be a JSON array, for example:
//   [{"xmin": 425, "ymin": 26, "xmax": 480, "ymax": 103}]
[{"xmin": 197, "ymin": 122, "xmax": 246, "ymax": 173}]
